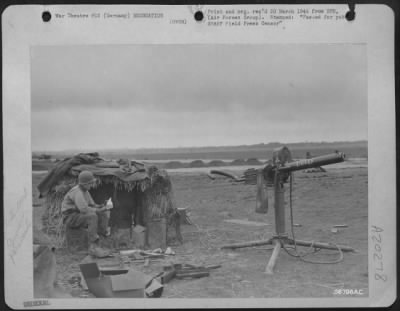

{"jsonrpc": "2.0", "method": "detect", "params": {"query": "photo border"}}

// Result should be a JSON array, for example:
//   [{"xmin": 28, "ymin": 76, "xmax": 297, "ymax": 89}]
[{"xmin": 2, "ymin": 2, "xmax": 397, "ymax": 309}]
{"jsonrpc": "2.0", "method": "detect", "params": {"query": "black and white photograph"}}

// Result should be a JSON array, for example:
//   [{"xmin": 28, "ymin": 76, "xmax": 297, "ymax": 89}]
[
  {"xmin": 31, "ymin": 43, "xmax": 369, "ymax": 298},
  {"xmin": 3, "ymin": 4, "xmax": 396, "ymax": 309}
]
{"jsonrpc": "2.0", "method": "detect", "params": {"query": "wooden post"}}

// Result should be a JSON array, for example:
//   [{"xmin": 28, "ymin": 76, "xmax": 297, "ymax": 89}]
[
  {"xmin": 265, "ymin": 239, "xmax": 281, "ymax": 275},
  {"xmin": 256, "ymin": 170, "xmax": 268, "ymax": 214}
]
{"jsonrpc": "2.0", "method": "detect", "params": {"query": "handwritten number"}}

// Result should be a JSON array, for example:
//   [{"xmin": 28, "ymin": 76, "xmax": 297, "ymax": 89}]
[
  {"xmin": 375, "ymin": 273, "xmax": 387, "ymax": 282},
  {"xmin": 371, "ymin": 225, "xmax": 386, "ymax": 282},
  {"xmin": 372, "ymin": 234, "xmax": 381, "ymax": 243},
  {"xmin": 371, "ymin": 225, "xmax": 383, "ymax": 233},
  {"xmin": 373, "ymin": 252, "xmax": 382, "ymax": 261}
]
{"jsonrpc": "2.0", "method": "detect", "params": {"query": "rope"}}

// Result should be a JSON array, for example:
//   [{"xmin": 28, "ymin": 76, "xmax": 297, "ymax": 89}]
[{"xmin": 283, "ymin": 172, "xmax": 344, "ymax": 264}]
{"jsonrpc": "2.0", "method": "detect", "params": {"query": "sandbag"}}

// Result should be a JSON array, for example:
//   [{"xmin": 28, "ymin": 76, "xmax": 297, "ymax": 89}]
[{"xmin": 33, "ymin": 228, "xmax": 71, "ymax": 298}]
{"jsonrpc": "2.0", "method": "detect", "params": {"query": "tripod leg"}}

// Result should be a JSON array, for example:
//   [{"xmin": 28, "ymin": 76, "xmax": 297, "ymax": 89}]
[
  {"xmin": 220, "ymin": 238, "xmax": 273, "ymax": 250},
  {"xmin": 265, "ymin": 239, "xmax": 281, "ymax": 275},
  {"xmin": 289, "ymin": 239, "xmax": 355, "ymax": 252}
]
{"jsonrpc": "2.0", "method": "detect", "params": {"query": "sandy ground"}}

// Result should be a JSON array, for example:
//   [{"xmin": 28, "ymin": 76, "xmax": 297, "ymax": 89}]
[{"xmin": 32, "ymin": 163, "xmax": 368, "ymax": 298}]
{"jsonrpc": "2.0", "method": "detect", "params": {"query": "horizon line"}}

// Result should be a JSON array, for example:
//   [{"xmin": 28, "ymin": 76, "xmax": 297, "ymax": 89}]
[{"xmin": 32, "ymin": 139, "xmax": 367, "ymax": 153}]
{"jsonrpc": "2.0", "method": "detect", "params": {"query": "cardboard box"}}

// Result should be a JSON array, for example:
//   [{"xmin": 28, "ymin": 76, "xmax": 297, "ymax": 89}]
[{"xmin": 80, "ymin": 263, "xmax": 154, "ymax": 298}]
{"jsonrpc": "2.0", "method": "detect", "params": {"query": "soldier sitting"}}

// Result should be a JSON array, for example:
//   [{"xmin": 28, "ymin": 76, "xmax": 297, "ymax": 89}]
[{"xmin": 61, "ymin": 170, "xmax": 110, "ymax": 257}]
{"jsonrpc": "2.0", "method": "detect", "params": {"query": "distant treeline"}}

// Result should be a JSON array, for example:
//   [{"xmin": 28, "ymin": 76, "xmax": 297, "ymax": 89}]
[
  {"xmin": 99, "ymin": 141, "xmax": 367, "ymax": 161},
  {"xmin": 33, "ymin": 140, "xmax": 367, "ymax": 161},
  {"xmin": 161, "ymin": 158, "xmax": 264, "ymax": 169}
]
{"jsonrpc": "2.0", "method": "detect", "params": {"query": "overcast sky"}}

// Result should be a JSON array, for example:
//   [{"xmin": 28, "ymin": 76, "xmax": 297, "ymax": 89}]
[{"xmin": 31, "ymin": 44, "xmax": 367, "ymax": 151}]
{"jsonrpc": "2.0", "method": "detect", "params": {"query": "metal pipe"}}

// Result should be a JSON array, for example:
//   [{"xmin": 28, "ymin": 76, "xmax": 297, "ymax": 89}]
[
  {"xmin": 220, "ymin": 239, "xmax": 273, "ymax": 249},
  {"xmin": 274, "ymin": 178, "xmax": 286, "ymax": 236},
  {"xmin": 278, "ymin": 152, "xmax": 345, "ymax": 173}
]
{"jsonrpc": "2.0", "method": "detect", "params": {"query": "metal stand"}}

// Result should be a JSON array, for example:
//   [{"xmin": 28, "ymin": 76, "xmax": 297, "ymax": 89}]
[{"xmin": 221, "ymin": 175, "xmax": 355, "ymax": 275}]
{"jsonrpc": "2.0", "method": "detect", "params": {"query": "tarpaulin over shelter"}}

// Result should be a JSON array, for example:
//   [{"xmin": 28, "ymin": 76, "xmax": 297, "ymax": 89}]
[
  {"xmin": 71, "ymin": 164, "xmax": 151, "ymax": 192},
  {"xmin": 38, "ymin": 153, "xmax": 103, "ymax": 197},
  {"xmin": 37, "ymin": 152, "xmax": 155, "ymax": 197}
]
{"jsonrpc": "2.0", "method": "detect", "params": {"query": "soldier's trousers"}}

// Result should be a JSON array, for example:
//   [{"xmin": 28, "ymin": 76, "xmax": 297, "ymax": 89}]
[{"xmin": 64, "ymin": 210, "xmax": 109, "ymax": 243}]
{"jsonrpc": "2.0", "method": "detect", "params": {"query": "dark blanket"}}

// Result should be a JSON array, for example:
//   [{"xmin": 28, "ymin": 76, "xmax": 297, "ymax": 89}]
[{"xmin": 37, "ymin": 153, "xmax": 102, "ymax": 197}]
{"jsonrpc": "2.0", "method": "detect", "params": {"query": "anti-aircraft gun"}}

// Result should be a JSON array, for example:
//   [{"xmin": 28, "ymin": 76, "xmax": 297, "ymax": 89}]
[{"xmin": 221, "ymin": 146, "xmax": 355, "ymax": 274}]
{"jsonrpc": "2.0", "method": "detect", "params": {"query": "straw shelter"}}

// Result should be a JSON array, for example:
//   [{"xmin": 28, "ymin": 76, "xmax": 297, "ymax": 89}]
[{"xmin": 37, "ymin": 152, "xmax": 182, "ymax": 248}]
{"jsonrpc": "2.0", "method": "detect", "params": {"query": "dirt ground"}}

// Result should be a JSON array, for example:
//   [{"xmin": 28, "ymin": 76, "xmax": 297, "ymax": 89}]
[{"xmin": 32, "ymin": 164, "xmax": 368, "ymax": 298}]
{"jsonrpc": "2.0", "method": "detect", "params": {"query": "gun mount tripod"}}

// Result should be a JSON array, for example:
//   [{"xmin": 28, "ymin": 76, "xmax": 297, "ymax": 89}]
[{"xmin": 221, "ymin": 147, "xmax": 355, "ymax": 274}]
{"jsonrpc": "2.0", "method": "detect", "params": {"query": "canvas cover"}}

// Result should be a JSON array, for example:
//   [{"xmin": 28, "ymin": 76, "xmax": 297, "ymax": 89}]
[
  {"xmin": 37, "ymin": 152, "xmax": 150, "ymax": 197},
  {"xmin": 71, "ymin": 164, "xmax": 147, "ymax": 184}
]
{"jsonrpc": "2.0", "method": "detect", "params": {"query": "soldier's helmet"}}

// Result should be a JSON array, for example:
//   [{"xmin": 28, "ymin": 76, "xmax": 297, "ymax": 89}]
[{"xmin": 78, "ymin": 170, "xmax": 96, "ymax": 185}]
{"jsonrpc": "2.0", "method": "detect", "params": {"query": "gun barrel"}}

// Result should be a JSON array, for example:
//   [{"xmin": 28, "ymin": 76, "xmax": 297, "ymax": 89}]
[{"xmin": 278, "ymin": 152, "xmax": 345, "ymax": 173}]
